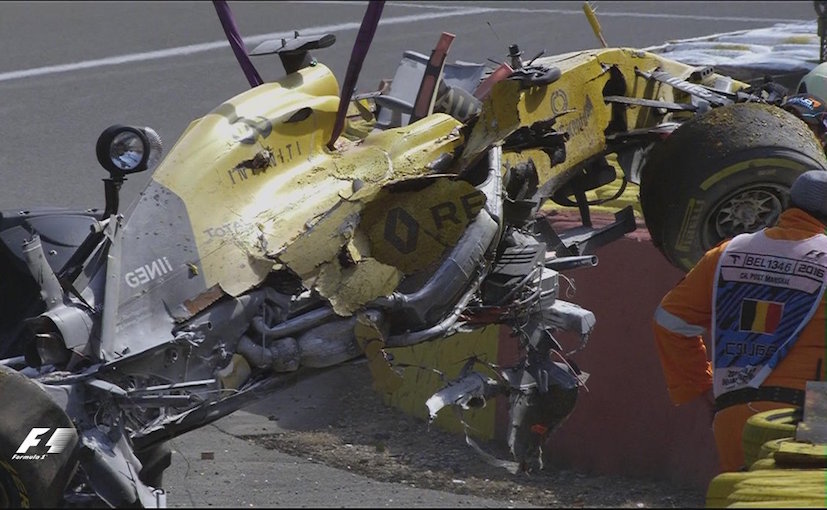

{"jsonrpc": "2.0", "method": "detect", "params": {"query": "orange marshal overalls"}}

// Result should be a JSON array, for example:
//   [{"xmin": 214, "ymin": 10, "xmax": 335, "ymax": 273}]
[{"xmin": 652, "ymin": 208, "xmax": 827, "ymax": 471}]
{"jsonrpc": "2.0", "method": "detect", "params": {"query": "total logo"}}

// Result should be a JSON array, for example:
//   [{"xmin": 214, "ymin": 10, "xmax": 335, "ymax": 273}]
[{"xmin": 11, "ymin": 428, "xmax": 75, "ymax": 461}]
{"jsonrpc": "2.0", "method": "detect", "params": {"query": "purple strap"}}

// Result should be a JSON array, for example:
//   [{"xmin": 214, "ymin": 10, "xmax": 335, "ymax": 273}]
[
  {"xmin": 327, "ymin": 0, "xmax": 386, "ymax": 150},
  {"xmin": 213, "ymin": 0, "xmax": 263, "ymax": 88}
]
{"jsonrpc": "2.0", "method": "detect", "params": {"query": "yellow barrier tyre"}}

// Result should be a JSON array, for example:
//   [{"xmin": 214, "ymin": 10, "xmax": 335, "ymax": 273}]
[
  {"xmin": 0, "ymin": 365, "xmax": 77, "ymax": 508},
  {"xmin": 748, "ymin": 458, "xmax": 778, "ymax": 471},
  {"xmin": 705, "ymin": 469, "xmax": 826, "ymax": 507},
  {"xmin": 742, "ymin": 408, "xmax": 801, "ymax": 467},
  {"xmin": 639, "ymin": 103, "xmax": 827, "ymax": 272},
  {"xmin": 774, "ymin": 441, "xmax": 827, "ymax": 468},
  {"xmin": 727, "ymin": 485, "xmax": 827, "ymax": 503},
  {"xmin": 727, "ymin": 500, "xmax": 827, "ymax": 508},
  {"xmin": 707, "ymin": 472, "xmax": 751, "ymax": 507},
  {"xmin": 757, "ymin": 437, "xmax": 793, "ymax": 461}
]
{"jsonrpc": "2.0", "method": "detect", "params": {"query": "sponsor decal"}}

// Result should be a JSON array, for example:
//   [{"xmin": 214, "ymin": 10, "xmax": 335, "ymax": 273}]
[
  {"xmin": 11, "ymin": 428, "xmax": 75, "ymax": 461},
  {"xmin": 227, "ymin": 141, "xmax": 301, "ymax": 185},
  {"xmin": 549, "ymin": 89, "xmax": 568, "ymax": 114},
  {"xmin": 382, "ymin": 190, "xmax": 486, "ymax": 254},
  {"xmin": 804, "ymin": 249, "xmax": 827, "ymax": 263},
  {"xmin": 124, "ymin": 257, "xmax": 174, "ymax": 288},
  {"xmin": 203, "ymin": 220, "xmax": 254, "ymax": 239},
  {"xmin": 558, "ymin": 95, "xmax": 593, "ymax": 136},
  {"xmin": 721, "ymin": 365, "xmax": 758, "ymax": 390},
  {"xmin": 723, "ymin": 341, "xmax": 778, "ymax": 357}
]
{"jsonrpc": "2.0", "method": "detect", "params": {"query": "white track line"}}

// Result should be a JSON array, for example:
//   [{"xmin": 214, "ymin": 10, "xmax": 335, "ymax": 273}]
[
  {"xmin": 298, "ymin": 1, "xmax": 811, "ymax": 23},
  {"xmin": 0, "ymin": 7, "xmax": 495, "ymax": 83},
  {"xmin": 0, "ymin": 3, "xmax": 811, "ymax": 83}
]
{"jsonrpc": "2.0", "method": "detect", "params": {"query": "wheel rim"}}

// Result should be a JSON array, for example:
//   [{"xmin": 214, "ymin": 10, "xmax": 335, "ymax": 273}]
[{"xmin": 704, "ymin": 184, "xmax": 788, "ymax": 247}]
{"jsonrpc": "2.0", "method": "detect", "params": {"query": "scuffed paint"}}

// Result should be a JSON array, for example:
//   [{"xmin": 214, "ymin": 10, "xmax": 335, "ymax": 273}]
[
  {"xmin": 276, "ymin": 173, "xmax": 485, "ymax": 315},
  {"xmin": 269, "ymin": 114, "xmax": 468, "ymax": 314},
  {"xmin": 316, "ymin": 257, "xmax": 401, "ymax": 315},
  {"xmin": 178, "ymin": 284, "xmax": 226, "ymax": 319},
  {"xmin": 467, "ymin": 47, "xmax": 751, "ymax": 197},
  {"xmin": 355, "ymin": 311, "xmax": 403, "ymax": 394},
  {"xmin": 228, "ymin": 148, "xmax": 276, "ymax": 184},
  {"xmin": 149, "ymin": 58, "xmax": 467, "ymax": 313},
  {"xmin": 277, "ymin": 200, "xmax": 365, "ymax": 280},
  {"xmin": 459, "ymin": 79, "xmax": 522, "ymax": 168},
  {"xmin": 384, "ymin": 325, "xmax": 501, "ymax": 440}
]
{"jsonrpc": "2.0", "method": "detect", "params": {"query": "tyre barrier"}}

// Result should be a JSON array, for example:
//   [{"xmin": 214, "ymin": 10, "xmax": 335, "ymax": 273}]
[
  {"xmin": 741, "ymin": 408, "xmax": 800, "ymax": 468},
  {"xmin": 756, "ymin": 437, "xmax": 793, "ymax": 464},
  {"xmin": 706, "ymin": 407, "xmax": 827, "ymax": 508},
  {"xmin": 746, "ymin": 458, "xmax": 777, "ymax": 471}
]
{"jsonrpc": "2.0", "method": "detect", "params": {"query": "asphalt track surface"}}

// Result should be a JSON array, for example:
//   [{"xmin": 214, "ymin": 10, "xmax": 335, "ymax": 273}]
[{"xmin": 0, "ymin": 1, "xmax": 818, "ymax": 507}]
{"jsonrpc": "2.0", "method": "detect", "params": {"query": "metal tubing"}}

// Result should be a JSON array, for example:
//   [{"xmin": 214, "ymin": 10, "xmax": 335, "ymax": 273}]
[
  {"xmin": 545, "ymin": 255, "xmax": 598, "ymax": 271},
  {"xmin": 373, "ymin": 149, "xmax": 504, "ymax": 327},
  {"xmin": 250, "ymin": 306, "xmax": 336, "ymax": 340},
  {"xmin": 22, "ymin": 234, "xmax": 64, "ymax": 310}
]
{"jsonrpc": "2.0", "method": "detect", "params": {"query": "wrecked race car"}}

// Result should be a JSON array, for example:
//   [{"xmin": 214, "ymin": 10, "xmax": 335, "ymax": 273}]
[
  {"xmin": 346, "ymin": 3, "xmax": 827, "ymax": 274},
  {"xmin": 0, "ymin": 2, "xmax": 595, "ymax": 507},
  {"xmin": 1, "ymin": 1, "xmax": 825, "ymax": 507}
]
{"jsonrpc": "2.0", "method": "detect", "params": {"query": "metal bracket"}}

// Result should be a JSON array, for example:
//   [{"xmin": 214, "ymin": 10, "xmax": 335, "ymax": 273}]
[
  {"xmin": 635, "ymin": 67, "xmax": 732, "ymax": 107},
  {"xmin": 603, "ymin": 95, "xmax": 697, "ymax": 112},
  {"xmin": 537, "ymin": 205, "xmax": 637, "ymax": 256}
]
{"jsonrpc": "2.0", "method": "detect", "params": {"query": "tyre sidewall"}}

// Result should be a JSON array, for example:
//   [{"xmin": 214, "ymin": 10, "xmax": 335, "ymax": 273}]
[
  {"xmin": 640, "ymin": 102, "xmax": 827, "ymax": 272},
  {"xmin": 658, "ymin": 150, "xmax": 815, "ymax": 271},
  {"xmin": 0, "ymin": 366, "xmax": 78, "ymax": 508},
  {"xmin": 0, "ymin": 460, "xmax": 29, "ymax": 508}
]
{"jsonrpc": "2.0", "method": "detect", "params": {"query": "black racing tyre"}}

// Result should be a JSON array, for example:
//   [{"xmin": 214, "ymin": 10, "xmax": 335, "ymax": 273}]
[
  {"xmin": 639, "ymin": 102, "xmax": 827, "ymax": 272},
  {"xmin": 0, "ymin": 365, "xmax": 77, "ymax": 508},
  {"xmin": 136, "ymin": 441, "xmax": 172, "ymax": 488}
]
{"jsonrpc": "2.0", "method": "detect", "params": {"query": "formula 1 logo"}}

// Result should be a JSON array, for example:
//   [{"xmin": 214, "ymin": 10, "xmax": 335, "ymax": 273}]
[{"xmin": 12, "ymin": 428, "xmax": 75, "ymax": 460}]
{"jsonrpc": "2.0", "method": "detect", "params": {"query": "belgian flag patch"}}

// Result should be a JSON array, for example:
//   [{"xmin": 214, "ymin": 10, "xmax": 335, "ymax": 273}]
[{"xmin": 739, "ymin": 299, "xmax": 783, "ymax": 334}]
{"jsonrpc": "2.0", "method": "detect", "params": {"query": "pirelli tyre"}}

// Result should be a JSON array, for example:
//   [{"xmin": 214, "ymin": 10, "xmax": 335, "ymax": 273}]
[
  {"xmin": 135, "ymin": 441, "xmax": 172, "ymax": 489},
  {"xmin": 741, "ymin": 407, "xmax": 801, "ymax": 469},
  {"xmin": 0, "ymin": 365, "xmax": 77, "ymax": 508},
  {"xmin": 639, "ymin": 102, "xmax": 827, "ymax": 272}
]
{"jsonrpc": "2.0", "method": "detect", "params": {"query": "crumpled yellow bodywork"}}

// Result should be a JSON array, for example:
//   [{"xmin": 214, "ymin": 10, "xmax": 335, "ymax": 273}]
[
  {"xmin": 152, "ymin": 63, "xmax": 473, "ymax": 314},
  {"xmin": 148, "ymin": 48, "xmax": 733, "ymax": 316},
  {"xmin": 463, "ymin": 48, "xmax": 747, "ymax": 195}
]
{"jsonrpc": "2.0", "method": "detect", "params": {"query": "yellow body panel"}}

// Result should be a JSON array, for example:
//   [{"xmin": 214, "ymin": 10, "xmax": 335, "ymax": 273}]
[
  {"xmin": 467, "ymin": 48, "xmax": 746, "ymax": 196},
  {"xmin": 152, "ymin": 63, "xmax": 465, "ymax": 311},
  {"xmin": 385, "ymin": 325, "xmax": 502, "ymax": 440}
]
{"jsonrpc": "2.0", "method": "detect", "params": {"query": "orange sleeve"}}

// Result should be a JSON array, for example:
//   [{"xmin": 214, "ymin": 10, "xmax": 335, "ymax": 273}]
[{"xmin": 652, "ymin": 245, "xmax": 725, "ymax": 405}]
